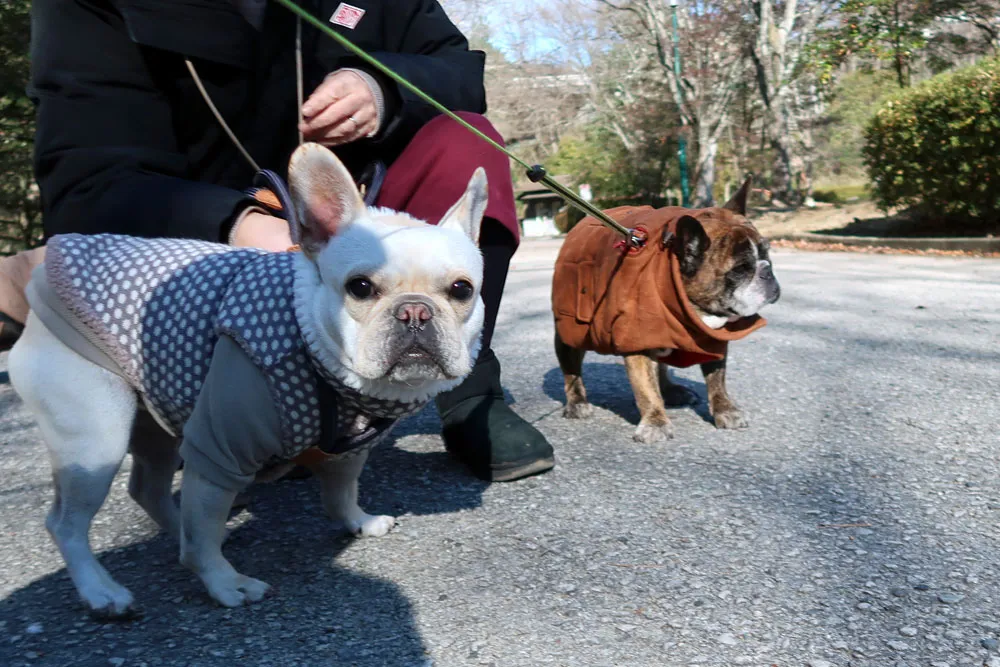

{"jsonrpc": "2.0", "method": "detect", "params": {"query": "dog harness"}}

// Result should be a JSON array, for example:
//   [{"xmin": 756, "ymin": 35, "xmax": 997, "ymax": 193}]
[
  {"xmin": 552, "ymin": 206, "xmax": 767, "ymax": 368},
  {"xmin": 42, "ymin": 234, "xmax": 425, "ymax": 460}
]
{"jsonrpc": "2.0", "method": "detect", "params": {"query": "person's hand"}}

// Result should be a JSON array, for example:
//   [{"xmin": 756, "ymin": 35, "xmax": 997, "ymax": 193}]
[
  {"xmin": 229, "ymin": 211, "xmax": 294, "ymax": 252},
  {"xmin": 300, "ymin": 70, "xmax": 378, "ymax": 146}
]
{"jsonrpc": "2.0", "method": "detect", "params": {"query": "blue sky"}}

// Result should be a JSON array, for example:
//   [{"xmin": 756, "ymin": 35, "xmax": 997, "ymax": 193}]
[{"xmin": 443, "ymin": 0, "xmax": 568, "ymax": 62}]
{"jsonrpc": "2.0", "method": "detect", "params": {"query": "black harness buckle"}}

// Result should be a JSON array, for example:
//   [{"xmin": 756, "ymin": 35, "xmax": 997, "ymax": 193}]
[{"xmin": 319, "ymin": 416, "xmax": 396, "ymax": 455}]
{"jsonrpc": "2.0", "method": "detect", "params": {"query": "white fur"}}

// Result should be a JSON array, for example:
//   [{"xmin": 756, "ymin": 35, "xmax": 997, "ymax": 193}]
[
  {"xmin": 9, "ymin": 144, "xmax": 489, "ymax": 614},
  {"xmin": 290, "ymin": 153, "xmax": 487, "ymax": 403},
  {"xmin": 313, "ymin": 450, "xmax": 395, "ymax": 536},
  {"xmin": 700, "ymin": 313, "xmax": 730, "ymax": 329},
  {"xmin": 179, "ymin": 469, "xmax": 270, "ymax": 607},
  {"xmin": 295, "ymin": 215, "xmax": 485, "ymax": 403},
  {"xmin": 437, "ymin": 168, "xmax": 488, "ymax": 244},
  {"xmin": 9, "ymin": 314, "xmax": 143, "ymax": 617},
  {"xmin": 700, "ymin": 241, "xmax": 775, "ymax": 328},
  {"xmin": 9, "ymin": 314, "xmax": 268, "ymax": 613},
  {"xmin": 730, "ymin": 258, "xmax": 773, "ymax": 317}
]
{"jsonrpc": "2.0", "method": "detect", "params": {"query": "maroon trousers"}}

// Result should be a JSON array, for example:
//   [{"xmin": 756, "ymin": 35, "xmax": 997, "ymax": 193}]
[
  {"xmin": 375, "ymin": 112, "xmax": 520, "ymax": 244},
  {"xmin": 376, "ymin": 113, "xmax": 518, "ymax": 354}
]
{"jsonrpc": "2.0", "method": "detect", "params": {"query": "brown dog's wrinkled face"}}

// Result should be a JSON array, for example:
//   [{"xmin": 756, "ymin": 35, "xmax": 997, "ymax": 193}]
[{"xmin": 672, "ymin": 180, "xmax": 781, "ymax": 323}]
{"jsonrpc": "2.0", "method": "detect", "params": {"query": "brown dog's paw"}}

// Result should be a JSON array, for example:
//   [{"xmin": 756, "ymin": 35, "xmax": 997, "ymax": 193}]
[
  {"xmin": 633, "ymin": 421, "xmax": 673, "ymax": 443},
  {"xmin": 713, "ymin": 408, "xmax": 749, "ymax": 430},
  {"xmin": 563, "ymin": 401, "xmax": 594, "ymax": 419}
]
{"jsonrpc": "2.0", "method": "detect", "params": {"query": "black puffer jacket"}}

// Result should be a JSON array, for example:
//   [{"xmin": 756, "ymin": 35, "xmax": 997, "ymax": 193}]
[{"xmin": 29, "ymin": 0, "xmax": 486, "ymax": 242}]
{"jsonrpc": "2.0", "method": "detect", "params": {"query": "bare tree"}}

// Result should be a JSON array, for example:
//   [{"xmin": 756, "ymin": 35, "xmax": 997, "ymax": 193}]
[
  {"xmin": 537, "ymin": 1, "xmax": 662, "ymax": 155},
  {"xmin": 744, "ymin": 0, "xmax": 836, "ymax": 201},
  {"xmin": 442, "ymin": 0, "xmax": 591, "ymax": 165},
  {"xmin": 936, "ymin": 0, "xmax": 1000, "ymax": 53},
  {"xmin": 597, "ymin": 0, "xmax": 745, "ymax": 205}
]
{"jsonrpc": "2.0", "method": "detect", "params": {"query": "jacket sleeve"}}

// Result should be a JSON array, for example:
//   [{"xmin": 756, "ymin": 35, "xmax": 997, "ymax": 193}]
[
  {"xmin": 29, "ymin": 0, "xmax": 255, "ymax": 242},
  {"xmin": 179, "ymin": 334, "xmax": 344, "ymax": 493},
  {"xmin": 179, "ymin": 335, "xmax": 287, "ymax": 493},
  {"xmin": 364, "ymin": 0, "xmax": 487, "ymax": 150}
]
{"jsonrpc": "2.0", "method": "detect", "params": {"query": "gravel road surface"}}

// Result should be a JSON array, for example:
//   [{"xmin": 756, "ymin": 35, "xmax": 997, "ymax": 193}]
[{"xmin": 1, "ymin": 240, "xmax": 998, "ymax": 667}]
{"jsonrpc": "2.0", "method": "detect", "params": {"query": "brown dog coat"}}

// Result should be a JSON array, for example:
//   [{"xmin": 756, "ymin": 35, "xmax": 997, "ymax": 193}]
[{"xmin": 552, "ymin": 206, "xmax": 767, "ymax": 368}]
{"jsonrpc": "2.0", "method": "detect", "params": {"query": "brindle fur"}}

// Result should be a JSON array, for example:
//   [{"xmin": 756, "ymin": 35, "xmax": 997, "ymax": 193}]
[
  {"xmin": 557, "ymin": 178, "xmax": 778, "ymax": 441},
  {"xmin": 623, "ymin": 353, "xmax": 673, "ymax": 443},
  {"xmin": 554, "ymin": 331, "xmax": 591, "ymax": 419},
  {"xmin": 679, "ymin": 214, "xmax": 769, "ymax": 315}
]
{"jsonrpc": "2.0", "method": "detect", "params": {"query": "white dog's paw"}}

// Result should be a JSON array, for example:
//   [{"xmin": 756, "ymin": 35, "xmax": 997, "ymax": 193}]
[
  {"xmin": 203, "ymin": 573, "xmax": 271, "ymax": 608},
  {"xmin": 348, "ymin": 514, "xmax": 396, "ymax": 537},
  {"xmin": 633, "ymin": 421, "xmax": 674, "ymax": 444},
  {"xmin": 80, "ymin": 578, "xmax": 136, "ymax": 619}
]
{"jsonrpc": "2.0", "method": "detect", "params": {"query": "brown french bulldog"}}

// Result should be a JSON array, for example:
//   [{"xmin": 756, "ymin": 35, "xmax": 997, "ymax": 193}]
[{"xmin": 552, "ymin": 179, "xmax": 780, "ymax": 443}]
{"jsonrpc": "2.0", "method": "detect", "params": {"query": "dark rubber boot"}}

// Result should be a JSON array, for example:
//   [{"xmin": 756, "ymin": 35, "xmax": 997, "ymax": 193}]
[
  {"xmin": 0, "ymin": 313, "xmax": 23, "ymax": 353},
  {"xmin": 436, "ymin": 350, "xmax": 555, "ymax": 482}
]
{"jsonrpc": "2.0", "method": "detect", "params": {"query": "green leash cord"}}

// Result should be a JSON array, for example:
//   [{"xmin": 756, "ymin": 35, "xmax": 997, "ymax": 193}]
[{"xmin": 272, "ymin": 0, "xmax": 641, "ymax": 245}]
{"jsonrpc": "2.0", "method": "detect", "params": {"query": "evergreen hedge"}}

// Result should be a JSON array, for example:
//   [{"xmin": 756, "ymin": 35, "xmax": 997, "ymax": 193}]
[{"xmin": 863, "ymin": 58, "xmax": 1000, "ymax": 225}]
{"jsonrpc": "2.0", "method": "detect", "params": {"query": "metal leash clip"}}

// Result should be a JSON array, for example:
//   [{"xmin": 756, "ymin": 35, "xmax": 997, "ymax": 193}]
[
  {"xmin": 614, "ymin": 226, "xmax": 648, "ymax": 255},
  {"xmin": 627, "ymin": 227, "xmax": 648, "ymax": 250}
]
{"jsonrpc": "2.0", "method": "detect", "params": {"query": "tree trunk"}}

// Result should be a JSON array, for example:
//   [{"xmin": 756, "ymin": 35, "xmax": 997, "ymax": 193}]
[
  {"xmin": 727, "ymin": 122, "xmax": 743, "ymax": 193},
  {"xmin": 694, "ymin": 126, "xmax": 718, "ymax": 207},
  {"xmin": 746, "ymin": 0, "xmax": 830, "ymax": 206},
  {"xmin": 767, "ymin": 97, "xmax": 804, "ymax": 205},
  {"xmin": 795, "ymin": 83, "xmax": 819, "ymax": 199},
  {"xmin": 893, "ymin": 0, "xmax": 907, "ymax": 87},
  {"xmin": 770, "ymin": 133, "xmax": 795, "ymax": 204}
]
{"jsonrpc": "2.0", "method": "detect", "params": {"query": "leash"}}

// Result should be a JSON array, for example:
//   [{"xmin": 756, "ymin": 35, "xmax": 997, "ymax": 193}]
[
  {"xmin": 185, "ymin": 59, "xmax": 262, "ymax": 173},
  {"xmin": 295, "ymin": 15, "xmax": 304, "ymax": 146},
  {"xmin": 185, "ymin": 15, "xmax": 383, "ymax": 242},
  {"xmin": 190, "ymin": 0, "xmax": 645, "ymax": 248},
  {"xmin": 272, "ymin": 0, "xmax": 643, "ymax": 247}
]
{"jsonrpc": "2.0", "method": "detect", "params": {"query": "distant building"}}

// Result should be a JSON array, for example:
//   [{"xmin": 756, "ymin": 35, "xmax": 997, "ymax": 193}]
[{"xmin": 516, "ymin": 175, "xmax": 577, "ymax": 238}]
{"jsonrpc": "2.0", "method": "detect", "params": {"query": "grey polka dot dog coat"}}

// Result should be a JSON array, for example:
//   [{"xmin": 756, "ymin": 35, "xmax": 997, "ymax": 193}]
[{"xmin": 43, "ymin": 234, "xmax": 425, "ymax": 459}]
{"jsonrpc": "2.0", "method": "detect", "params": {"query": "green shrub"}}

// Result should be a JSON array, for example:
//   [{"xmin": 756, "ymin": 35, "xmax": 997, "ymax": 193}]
[
  {"xmin": 816, "ymin": 70, "xmax": 899, "ymax": 181},
  {"xmin": 863, "ymin": 58, "xmax": 1000, "ymax": 225},
  {"xmin": 812, "ymin": 184, "xmax": 871, "ymax": 204},
  {"xmin": 0, "ymin": 0, "xmax": 41, "ymax": 255}
]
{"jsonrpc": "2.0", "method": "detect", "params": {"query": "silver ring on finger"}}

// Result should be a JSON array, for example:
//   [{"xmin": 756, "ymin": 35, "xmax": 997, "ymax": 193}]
[{"xmin": 348, "ymin": 115, "xmax": 358, "ymax": 129}]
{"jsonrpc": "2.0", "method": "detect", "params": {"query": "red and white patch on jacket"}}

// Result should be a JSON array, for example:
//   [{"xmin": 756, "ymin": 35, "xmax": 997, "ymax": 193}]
[{"xmin": 330, "ymin": 3, "xmax": 365, "ymax": 29}]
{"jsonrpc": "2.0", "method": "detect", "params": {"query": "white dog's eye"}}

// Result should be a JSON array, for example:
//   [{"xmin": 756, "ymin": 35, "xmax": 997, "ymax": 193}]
[
  {"xmin": 346, "ymin": 276, "xmax": 376, "ymax": 299},
  {"xmin": 448, "ymin": 280, "xmax": 474, "ymax": 301}
]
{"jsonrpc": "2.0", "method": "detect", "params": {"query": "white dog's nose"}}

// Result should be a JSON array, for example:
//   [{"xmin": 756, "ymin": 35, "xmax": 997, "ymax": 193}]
[{"xmin": 395, "ymin": 301, "xmax": 434, "ymax": 326}]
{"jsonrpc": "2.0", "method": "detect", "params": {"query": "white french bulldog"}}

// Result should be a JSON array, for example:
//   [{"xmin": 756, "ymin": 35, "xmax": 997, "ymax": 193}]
[{"xmin": 8, "ymin": 143, "xmax": 487, "ymax": 617}]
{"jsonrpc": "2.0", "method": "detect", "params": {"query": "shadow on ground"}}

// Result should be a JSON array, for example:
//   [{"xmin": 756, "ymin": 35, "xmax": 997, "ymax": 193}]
[
  {"xmin": 0, "ymin": 441, "xmax": 486, "ymax": 666},
  {"xmin": 812, "ymin": 208, "xmax": 994, "ymax": 238},
  {"xmin": 0, "ymin": 354, "xmax": 484, "ymax": 667},
  {"xmin": 540, "ymin": 361, "xmax": 713, "ymax": 426}
]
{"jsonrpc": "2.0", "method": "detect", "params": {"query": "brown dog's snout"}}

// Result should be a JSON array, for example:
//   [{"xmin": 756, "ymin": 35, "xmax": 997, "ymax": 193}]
[
  {"xmin": 395, "ymin": 301, "xmax": 434, "ymax": 328},
  {"xmin": 758, "ymin": 261, "xmax": 780, "ymax": 304},
  {"xmin": 765, "ymin": 273, "xmax": 781, "ymax": 304}
]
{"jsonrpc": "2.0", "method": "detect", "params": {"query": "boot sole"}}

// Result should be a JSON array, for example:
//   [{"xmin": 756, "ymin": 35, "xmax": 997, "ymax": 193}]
[{"xmin": 490, "ymin": 455, "xmax": 556, "ymax": 482}]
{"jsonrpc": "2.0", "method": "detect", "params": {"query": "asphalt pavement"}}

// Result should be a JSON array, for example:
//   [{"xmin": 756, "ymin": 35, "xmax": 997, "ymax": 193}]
[{"xmin": 1, "ymin": 239, "xmax": 998, "ymax": 667}]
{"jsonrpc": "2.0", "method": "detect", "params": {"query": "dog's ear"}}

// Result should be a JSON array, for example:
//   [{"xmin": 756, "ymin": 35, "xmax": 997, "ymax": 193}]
[
  {"xmin": 675, "ymin": 215, "xmax": 710, "ymax": 278},
  {"xmin": 722, "ymin": 176, "xmax": 753, "ymax": 216},
  {"xmin": 438, "ymin": 168, "xmax": 488, "ymax": 245},
  {"xmin": 288, "ymin": 143, "xmax": 366, "ymax": 255}
]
